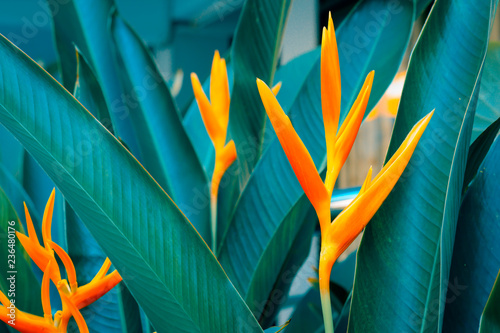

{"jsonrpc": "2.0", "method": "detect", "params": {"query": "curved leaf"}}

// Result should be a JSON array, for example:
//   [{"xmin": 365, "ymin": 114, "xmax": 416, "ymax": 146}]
[
  {"xmin": 74, "ymin": 49, "xmax": 114, "ymax": 134},
  {"xmin": 0, "ymin": 187, "xmax": 42, "ymax": 316},
  {"xmin": 229, "ymin": 0, "xmax": 291, "ymax": 180},
  {"xmin": 472, "ymin": 42, "xmax": 500, "ymax": 142},
  {"xmin": 219, "ymin": 0, "xmax": 416, "ymax": 321},
  {"xmin": 0, "ymin": 34, "xmax": 262, "ymax": 333},
  {"xmin": 443, "ymin": 137, "xmax": 500, "ymax": 332},
  {"xmin": 480, "ymin": 270, "xmax": 500, "ymax": 333},
  {"xmin": 50, "ymin": 0, "xmax": 140, "ymax": 155},
  {"xmin": 110, "ymin": 13, "xmax": 210, "ymax": 242},
  {"xmin": 350, "ymin": 0, "xmax": 496, "ymax": 331}
]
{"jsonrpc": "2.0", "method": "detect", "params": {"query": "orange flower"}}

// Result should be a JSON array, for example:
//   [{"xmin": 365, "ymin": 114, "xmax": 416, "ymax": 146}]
[
  {"xmin": 257, "ymin": 12, "xmax": 433, "ymax": 333},
  {"xmin": 0, "ymin": 189, "xmax": 122, "ymax": 333}
]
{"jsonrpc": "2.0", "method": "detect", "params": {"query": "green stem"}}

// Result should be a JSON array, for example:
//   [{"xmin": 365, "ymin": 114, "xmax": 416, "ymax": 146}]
[
  {"xmin": 210, "ymin": 194, "xmax": 217, "ymax": 254},
  {"xmin": 320, "ymin": 288, "xmax": 335, "ymax": 333}
]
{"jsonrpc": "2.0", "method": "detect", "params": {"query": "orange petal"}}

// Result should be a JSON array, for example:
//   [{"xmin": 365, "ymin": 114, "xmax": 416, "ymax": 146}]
[
  {"xmin": 326, "ymin": 111, "xmax": 433, "ymax": 255},
  {"xmin": 191, "ymin": 72, "xmax": 224, "ymax": 149},
  {"xmin": 0, "ymin": 307, "xmax": 57, "ymax": 333},
  {"xmin": 24, "ymin": 202, "xmax": 39, "ymax": 243},
  {"xmin": 16, "ymin": 231, "xmax": 61, "ymax": 282},
  {"xmin": 257, "ymin": 78, "xmax": 331, "ymax": 230},
  {"xmin": 211, "ymin": 140, "xmax": 237, "ymax": 198},
  {"xmin": 360, "ymin": 166, "xmax": 373, "ymax": 193},
  {"xmin": 324, "ymin": 71, "xmax": 374, "ymax": 194},
  {"xmin": 91, "ymin": 258, "xmax": 112, "ymax": 283},
  {"xmin": 58, "ymin": 286, "xmax": 89, "ymax": 333},
  {"xmin": 41, "ymin": 189, "xmax": 55, "ymax": 250},
  {"xmin": 73, "ymin": 270, "xmax": 122, "ymax": 309},
  {"xmin": 271, "ymin": 81, "xmax": 282, "ymax": 96},
  {"xmin": 210, "ymin": 51, "xmax": 230, "ymax": 131},
  {"xmin": 321, "ymin": 22, "xmax": 341, "ymax": 182},
  {"xmin": 41, "ymin": 260, "xmax": 53, "ymax": 321},
  {"xmin": 51, "ymin": 242, "xmax": 77, "ymax": 292}
]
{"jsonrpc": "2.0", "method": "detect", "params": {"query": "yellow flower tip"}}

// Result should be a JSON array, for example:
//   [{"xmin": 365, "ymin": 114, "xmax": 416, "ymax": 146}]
[
  {"xmin": 24, "ymin": 202, "xmax": 38, "ymax": 242},
  {"xmin": 92, "ymin": 258, "xmax": 112, "ymax": 283},
  {"xmin": 210, "ymin": 50, "xmax": 230, "ymax": 128},
  {"xmin": 41, "ymin": 260, "xmax": 53, "ymax": 321},
  {"xmin": 50, "ymin": 241, "xmax": 77, "ymax": 291},
  {"xmin": 360, "ymin": 166, "xmax": 373, "ymax": 193},
  {"xmin": 257, "ymin": 77, "xmax": 330, "ymax": 221},
  {"xmin": 42, "ymin": 188, "xmax": 56, "ymax": 250},
  {"xmin": 271, "ymin": 81, "xmax": 282, "ymax": 96}
]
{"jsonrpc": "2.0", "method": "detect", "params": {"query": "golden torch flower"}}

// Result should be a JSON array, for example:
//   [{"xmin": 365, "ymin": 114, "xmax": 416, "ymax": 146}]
[
  {"xmin": 0, "ymin": 189, "xmax": 122, "ymax": 333},
  {"xmin": 191, "ymin": 51, "xmax": 237, "ymax": 253},
  {"xmin": 257, "ymin": 13, "xmax": 433, "ymax": 333}
]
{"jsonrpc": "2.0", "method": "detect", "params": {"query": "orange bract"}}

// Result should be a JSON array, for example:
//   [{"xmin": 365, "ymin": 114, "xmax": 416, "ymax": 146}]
[{"xmin": 0, "ymin": 189, "xmax": 122, "ymax": 333}]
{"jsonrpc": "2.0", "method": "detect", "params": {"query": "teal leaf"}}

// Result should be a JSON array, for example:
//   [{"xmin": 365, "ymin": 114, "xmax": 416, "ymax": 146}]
[
  {"xmin": 0, "ymin": 34, "xmax": 263, "ymax": 332},
  {"xmin": 480, "ymin": 270, "xmax": 500, "ymax": 333},
  {"xmin": 443, "ymin": 134, "xmax": 500, "ymax": 332},
  {"xmin": 0, "ymin": 187, "xmax": 42, "ymax": 316},
  {"xmin": 472, "ymin": 42, "xmax": 500, "ymax": 142},
  {"xmin": 110, "ymin": 13, "xmax": 210, "ymax": 243},
  {"xmin": 50, "ymin": 0, "xmax": 140, "ymax": 155},
  {"xmin": 229, "ymin": 0, "xmax": 291, "ymax": 180},
  {"xmin": 350, "ymin": 0, "xmax": 497, "ymax": 331},
  {"xmin": 463, "ymin": 116, "xmax": 500, "ymax": 192},
  {"xmin": 74, "ymin": 49, "xmax": 114, "ymax": 134}
]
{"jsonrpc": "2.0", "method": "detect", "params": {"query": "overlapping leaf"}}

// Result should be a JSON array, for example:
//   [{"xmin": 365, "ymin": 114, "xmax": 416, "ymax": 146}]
[
  {"xmin": 350, "ymin": 0, "xmax": 497, "ymax": 331},
  {"xmin": 0, "ymin": 34, "xmax": 262, "ymax": 333}
]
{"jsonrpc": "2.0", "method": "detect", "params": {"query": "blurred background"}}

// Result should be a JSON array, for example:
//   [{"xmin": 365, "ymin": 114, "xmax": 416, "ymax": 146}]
[{"xmin": 0, "ymin": 0, "xmax": 498, "ymax": 188}]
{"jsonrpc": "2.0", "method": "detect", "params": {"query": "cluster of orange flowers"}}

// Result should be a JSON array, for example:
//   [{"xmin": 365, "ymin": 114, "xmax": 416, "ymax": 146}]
[{"xmin": 0, "ymin": 190, "xmax": 121, "ymax": 333}]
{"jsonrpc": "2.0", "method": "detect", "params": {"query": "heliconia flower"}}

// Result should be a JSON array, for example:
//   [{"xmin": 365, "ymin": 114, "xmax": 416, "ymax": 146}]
[
  {"xmin": 257, "ymin": 12, "xmax": 433, "ymax": 333},
  {"xmin": 1, "ymin": 189, "xmax": 121, "ymax": 333}
]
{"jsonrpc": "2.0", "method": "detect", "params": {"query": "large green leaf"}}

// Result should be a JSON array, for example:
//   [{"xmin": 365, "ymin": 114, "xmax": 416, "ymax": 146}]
[
  {"xmin": 229, "ymin": 0, "xmax": 291, "ymax": 180},
  {"xmin": 0, "ymin": 187, "xmax": 42, "ymax": 316},
  {"xmin": 442, "ymin": 137, "xmax": 500, "ymax": 332},
  {"xmin": 472, "ymin": 42, "xmax": 500, "ymax": 142},
  {"xmin": 50, "ymin": 0, "xmax": 140, "ymax": 155},
  {"xmin": 480, "ymin": 270, "xmax": 500, "ymax": 333},
  {"xmin": 350, "ymin": 0, "xmax": 497, "ymax": 331},
  {"xmin": 218, "ymin": 0, "xmax": 416, "ymax": 321},
  {"xmin": 110, "ymin": 13, "xmax": 210, "ymax": 243},
  {"xmin": 0, "ymin": 34, "xmax": 263, "ymax": 333},
  {"xmin": 0, "ymin": 125, "xmax": 23, "ymax": 183}
]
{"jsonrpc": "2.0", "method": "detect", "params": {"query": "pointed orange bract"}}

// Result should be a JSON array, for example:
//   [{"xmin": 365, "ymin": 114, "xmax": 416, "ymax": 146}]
[
  {"xmin": 257, "ymin": 78, "xmax": 330, "ymax": 227},
  {"xmin": 1, "ymin": 190, "xmax": 122, "ymax": 333}
]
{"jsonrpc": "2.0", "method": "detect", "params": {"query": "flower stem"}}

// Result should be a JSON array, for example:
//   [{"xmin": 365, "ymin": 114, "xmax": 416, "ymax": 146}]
[
  {"xmin": 210, "ymin": 193, "xmax": 217, "ymax": 254},
  {"xmin": 320, "ymin": 284, "xmax": 335, "ymax": 333}
]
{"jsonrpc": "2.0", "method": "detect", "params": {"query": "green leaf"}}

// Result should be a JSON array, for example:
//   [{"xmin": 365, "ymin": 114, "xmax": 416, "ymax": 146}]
[
  {"xmin": 74, "ymin": 49, "xmax": 114, "ymax": 134},
  {"xmin": 219, "ymin": 0, "xmax": 416, "ymax": 321},
  {"xmin": 462, "ymin": 116, "xmax": 500, "ymax": 192},
  {"xmin": 110, "ymin": 13, "xmax": 211, "ymax": 243},
  {"xmin": 0, "ymin": 125, "xmax": 23, "ymax": 183},
  {"xmin": 472, "ymin": 42, "xmax": 500, "ymax": 142},
  {"xmin": 0, "ymin": 34, "xmax": 263, "ymax": 333},
  {"xmin": 480, "ymin": 270, "xmax": 500, "ymax": 333},
  {"xmin": 50, "ymin": 0, "xmax": 141, "ymax": 156},
  {"xmin": 0, "ymin": 187, "xmax": 42, "ymax": 316},
  {"xmin": 350, "ymin": 0, "xmax": 496, "ymax": 331},
  {"xmin": 443, "ymin": 135, "xmax": 500, "ymax": 332},
  {"xmin": 229, "ymin": 0, "xmax": 291, "ymax": 180}
]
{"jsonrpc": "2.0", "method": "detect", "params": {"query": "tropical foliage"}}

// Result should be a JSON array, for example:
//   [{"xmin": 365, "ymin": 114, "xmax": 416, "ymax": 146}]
[{"xmin": 0, "ymin": 0, "xmax": 498, "ymax": 332}]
